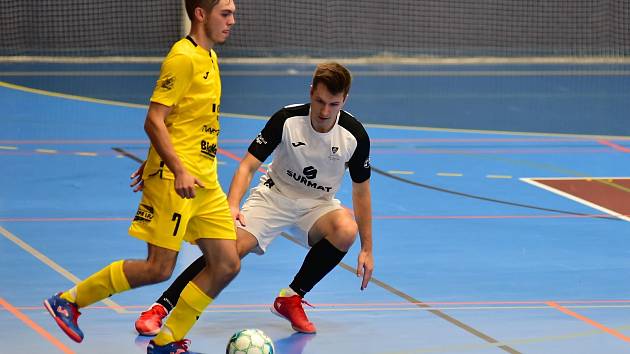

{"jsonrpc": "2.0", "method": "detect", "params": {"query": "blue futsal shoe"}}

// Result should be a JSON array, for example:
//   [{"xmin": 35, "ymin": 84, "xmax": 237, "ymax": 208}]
[
  {"xmin": 43, "ymin": 293, "xmax": 84, "ymax": 342},
  {"xmin": 147, "ymin": 339, "xmax": 191, "ymax": 354}
]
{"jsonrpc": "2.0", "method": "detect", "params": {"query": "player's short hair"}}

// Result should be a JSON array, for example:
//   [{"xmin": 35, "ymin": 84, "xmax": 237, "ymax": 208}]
[
  {"xmin": 312, "ymin": 62, "xmax": 352, "ymax": 97},
  {"xmin": 185, "ymin": 0, "xmax": 222, "ymax": 21}
]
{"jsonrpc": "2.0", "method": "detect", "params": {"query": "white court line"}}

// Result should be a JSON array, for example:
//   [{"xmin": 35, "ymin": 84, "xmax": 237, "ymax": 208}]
[
  {"xmin": 0, "ymin": 226, "xmax": 128, "ymax": 314},
  {"xmin": 520, "ymin": 178, "xmax": 630, "ymax": 222}
]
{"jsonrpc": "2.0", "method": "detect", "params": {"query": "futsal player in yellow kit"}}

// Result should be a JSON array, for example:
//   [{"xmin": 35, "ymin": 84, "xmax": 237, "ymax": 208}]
[{"xmin": 43, "ymin": 1, "xmax": 238, "ymax": 353}]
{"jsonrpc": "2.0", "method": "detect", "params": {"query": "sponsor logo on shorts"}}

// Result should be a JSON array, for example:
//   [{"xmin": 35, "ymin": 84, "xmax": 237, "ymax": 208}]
[{"xmin": 134, "ymin": 204, "xmax": 154, "ymax": 223}]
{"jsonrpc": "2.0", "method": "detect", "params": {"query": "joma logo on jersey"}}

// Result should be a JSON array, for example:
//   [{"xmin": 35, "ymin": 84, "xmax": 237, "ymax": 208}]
[
  {"xmin": 134, "ymin": 204, "xmax": 154, "ymax": 223},
  {"xmin": 201, "ymin": 125, "xmax": 220, "ymax": 135},
  {"xmin": 286, "ymin": 166, "xmax": 332, "ymax": 192},
  {"xmin": 200, "ymin": 140, "xmax": 217, "ymax": 158}
]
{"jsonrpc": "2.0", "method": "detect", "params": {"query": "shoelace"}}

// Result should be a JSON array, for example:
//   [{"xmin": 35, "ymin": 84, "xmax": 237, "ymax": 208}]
[
  {"xmin": 174, "ymin": 339, "xmax": 191, "ymax": 350},
  {"xmin": 300, "ymin": 298, "xmax": 315, "ymax": 309},
  {"xmin": 141, "ymin": 305, "xmax": 166, "ymax": 317},
  {"xmin": 69, "ymin": 303, "xmax": 82, "ymax": 324}
]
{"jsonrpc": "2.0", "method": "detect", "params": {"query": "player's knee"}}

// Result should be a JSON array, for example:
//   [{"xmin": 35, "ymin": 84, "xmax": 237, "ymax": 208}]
[
  {"xmin": 144, "ymin": 261, "xmax": 175, "ymax": 283},
  {"xmin": 152, "ymin": 266, "xmax": 174, "ymax": 283},
  {"xmin": 216, "ymin": 255, "xmax": 241, "ymax": 282},
  {"xmin": 331, "ymin": 218, "xmax": 358, "ymax": 250}
]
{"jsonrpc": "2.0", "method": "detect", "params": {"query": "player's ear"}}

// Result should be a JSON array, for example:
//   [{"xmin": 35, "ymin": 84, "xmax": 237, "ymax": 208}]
[{"xmin": 194, "ymin": 6, "xmax": 206, "ymax": 23}]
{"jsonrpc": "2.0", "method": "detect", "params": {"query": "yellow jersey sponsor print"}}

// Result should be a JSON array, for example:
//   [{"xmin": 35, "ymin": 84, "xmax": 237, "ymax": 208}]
[{"xmin": 144, "ymin": 36, "xmax": 222, "ymax": 187}]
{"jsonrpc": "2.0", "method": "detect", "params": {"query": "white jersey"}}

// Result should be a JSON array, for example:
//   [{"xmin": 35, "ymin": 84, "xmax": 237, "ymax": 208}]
[{"xmin": 248, "ymin": 103, "xmax": 371, "ymax": 201}]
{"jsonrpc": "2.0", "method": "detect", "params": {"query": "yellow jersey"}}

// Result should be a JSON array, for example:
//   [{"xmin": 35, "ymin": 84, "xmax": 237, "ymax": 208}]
[{"xmin": 144, "ymin": 36, "xmax": 222, "ymax": 187}]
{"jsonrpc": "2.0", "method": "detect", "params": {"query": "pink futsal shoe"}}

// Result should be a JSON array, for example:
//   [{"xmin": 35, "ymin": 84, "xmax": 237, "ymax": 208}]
[
  {"xmin": 271, "ymin": 295, "xmax": 317, "ymax": 333},
  {"xmin": 135, "ymin": 303, "xmax": 168, "ymax": 336}
]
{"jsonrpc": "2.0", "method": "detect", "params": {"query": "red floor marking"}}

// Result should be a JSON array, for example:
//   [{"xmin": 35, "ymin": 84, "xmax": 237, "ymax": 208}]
[
  {"xmin": 547, "ymin": 301, "xmax": 630, "ymax": 344},
  {"xmin": 529, "ymin": 178, "xmax": 630, "ymax": 218},
  {"xmin": 0, "ymin": 297, "xmax": 75, "ymax": 354}
]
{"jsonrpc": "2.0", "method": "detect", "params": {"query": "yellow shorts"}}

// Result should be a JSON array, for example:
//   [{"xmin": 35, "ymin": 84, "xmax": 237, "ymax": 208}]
[{"xmin": 128, "ymin": 176, "xmax": 236, "ymax": 251}]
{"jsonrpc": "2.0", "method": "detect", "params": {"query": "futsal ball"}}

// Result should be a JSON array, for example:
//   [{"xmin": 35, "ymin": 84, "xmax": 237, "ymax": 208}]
[{"xmin": 226, "ymin": 328, "xmax": 275, "ymax": 354}]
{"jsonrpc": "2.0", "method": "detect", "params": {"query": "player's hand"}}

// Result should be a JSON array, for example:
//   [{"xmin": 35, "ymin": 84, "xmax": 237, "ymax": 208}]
[
  {"xmin": 174, "ymin": 171, "xmax": 204, "ymax": 199},
  {"xmin": 357, "ymin": 249, "xmax": 374, "ymax": 290},
  {"xmin": 130, "ymin": 161, "xmax": 146, "ymax": 192},
  {"xmin": 230, "ymin": 204, "xmax": 246, "ymax": 227}
]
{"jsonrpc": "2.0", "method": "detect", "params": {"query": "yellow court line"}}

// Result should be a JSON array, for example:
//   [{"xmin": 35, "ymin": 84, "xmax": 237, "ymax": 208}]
[
  {"xmin": 0, "ymin": 81, "xmax": 146, "ymax": 109},
  {"xmin": 487, "ymin": 174, "xmax": 513, "ymax": 179},
  {"xmin": 437, "ymin": 172, "xmax": 463, "ymax": 177},
  {"xmin": 593, "ymin": 179, "xmax": 630, "ymax": 194},
  {"xmin": 2, "ymin": 80, "xmax": 630, "ymax": 139},
  {"xmin": 0, "ymin": 226, "xmax": 128, "ymax": 314},
  {"xmin": 387, "ymin": 170, "xmax": 415, "ymax": 175},
  {"xmin": 74, "ymin": 152, "xmax": 98, "ymax": 157},
  {"xmin": 35, "ymin": 149, "xmax": 57, "ymax": 154},
  {"xmin": 0, "ymin": 146, "xmax": 18, "ymax": 150}
]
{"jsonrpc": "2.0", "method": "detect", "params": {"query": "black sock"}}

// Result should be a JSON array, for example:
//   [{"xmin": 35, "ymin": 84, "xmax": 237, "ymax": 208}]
[
  {"xmin": 289, "ymin": 238, "xmax": 347, "ymax": 298},
  {"xmin": 156, "ymin": 255, "xmax": 206, "ymax": 312}
]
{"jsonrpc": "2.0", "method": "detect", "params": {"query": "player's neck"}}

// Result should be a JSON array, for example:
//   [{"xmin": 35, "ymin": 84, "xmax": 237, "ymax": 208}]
[{"xmin": 188, "ymin": 29, "xmax": 214, "ymax": 52}]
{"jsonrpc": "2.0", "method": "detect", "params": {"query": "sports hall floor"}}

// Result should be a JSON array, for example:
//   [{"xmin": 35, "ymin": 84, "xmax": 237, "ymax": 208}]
[{"xmin": 1, "ymin": 61, "xmax": 629, "ymax": 353}]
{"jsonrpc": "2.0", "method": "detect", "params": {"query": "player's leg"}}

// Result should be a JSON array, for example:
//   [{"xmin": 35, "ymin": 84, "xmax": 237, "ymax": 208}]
[
  {"xmin": 150, "ymin": 238, "xmax": 240, "ymax": 349},
  {"xmin": 135, "ymin": 255, "xmax": 205, "ymax": 336},
  {"xmin": 136, "ymin": 229, "xmax": 259, "ymax": 335},
  {"xmin": 45, "ymin": 177, "xmax": 186, "ymax": 342},
  {"xmin": 273, "ymin": 207, "xmax": 357, "ymax": 333},
  {"xmin": 44, "ymin": 243, "xmax": 178, "ymax": 342},
  {"xmin": 292, "ymin": 208, "xmax": 358, "ymax": 294},
  {"xmin": 148, "ymin": 186, "xmax": 240, "ymax": 352}
]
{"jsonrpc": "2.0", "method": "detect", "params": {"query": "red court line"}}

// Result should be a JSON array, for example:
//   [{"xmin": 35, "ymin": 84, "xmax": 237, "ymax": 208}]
[
  {"xmin": 371, "ymin": 137, "xmax": 600, "ymax": 143},
  {"xmin": 218, "ymin": 148, "xmax": 267, "ymax": 174},
  {"xmin": 7, "ymin": 299, "xmax": 630, "ymax": 311},
  {"xmin": 0, "ymin": 217, "xmax": 130, "ymax": 222},
  {"xmin": 372, "ymin": 147, "xmax": 612, "ymax": 155},
  {"xmin": 374, "ymin": 214, "xmax": 626, "ymax": 220},
  {"xmin": 546, "ymin": 301, "xmax": 630, "ymax": 344},
  {"xmin": 597, "ymin": 139, "xmax": 630, "ymax": 153},
  {"xmin": 0, "ymin": 297, "xmax": 75, "ymax": 354},
  {"xmin": 3, "ymin": 214, "xmax": 627, "ymax": 223},
  {"xmin": 0, "ymin": 139, "xmax": 147, "ymax": 145}
]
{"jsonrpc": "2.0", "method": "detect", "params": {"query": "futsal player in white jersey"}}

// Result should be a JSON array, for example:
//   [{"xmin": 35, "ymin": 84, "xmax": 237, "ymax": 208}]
[{"xmin": 134, "ymin": 62, "xmax": 373, "ymax": 335}]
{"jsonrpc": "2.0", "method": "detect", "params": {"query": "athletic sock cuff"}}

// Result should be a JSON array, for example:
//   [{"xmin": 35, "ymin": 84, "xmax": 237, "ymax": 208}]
[
  {"xmin": 180, "ymin": 281, "xmax": 212, "ymax": 313},
  {"xmin": 110, "ymin": 260, "xmax": 131, "ymax": 293}
]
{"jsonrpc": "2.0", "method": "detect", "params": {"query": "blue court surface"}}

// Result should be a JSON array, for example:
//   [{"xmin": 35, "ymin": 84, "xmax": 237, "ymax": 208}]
[{"xmin": 1, "ymin": 62, "xmax": 630, "ymax": 354}]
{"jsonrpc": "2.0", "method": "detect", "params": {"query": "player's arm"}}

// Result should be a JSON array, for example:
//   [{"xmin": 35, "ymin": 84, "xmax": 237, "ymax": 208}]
[
  {"xmin": 144, "ymin": 102, "xmax": 203, "ymax": 199},
  {"xmin": 226, "ymin": 152, "xmax": 263, "ymax": 225},
  {"xmin": 228, "ymin": 108, "xmax": 286, "ymax": 223},
  {"xmin": 352, "ymin": 179, "xmax": 374, "ymax": 290}
]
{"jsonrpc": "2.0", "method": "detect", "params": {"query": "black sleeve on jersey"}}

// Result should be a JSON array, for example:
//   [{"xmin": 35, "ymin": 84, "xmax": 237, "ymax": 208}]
[
  {"xmin": 340, "ymin": 112, "xmax": 371, "ymax": 183},
  {"xmin": 247, "ymin": 108, "xmax": 289, "ymax": 162}
]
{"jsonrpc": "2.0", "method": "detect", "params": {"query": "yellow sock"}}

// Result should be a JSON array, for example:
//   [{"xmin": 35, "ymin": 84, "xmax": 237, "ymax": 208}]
[
  {"xmin": 153, "ymin": 281, "xmax": 212, "ymax": 345},
  {"xmin": 60, "ymin": 260, "xmax": 131, "ymax": 308}
]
